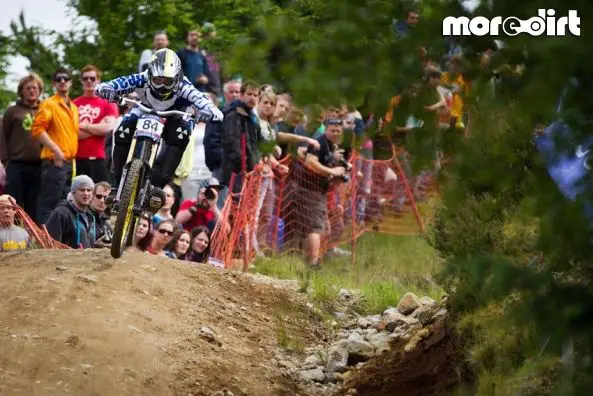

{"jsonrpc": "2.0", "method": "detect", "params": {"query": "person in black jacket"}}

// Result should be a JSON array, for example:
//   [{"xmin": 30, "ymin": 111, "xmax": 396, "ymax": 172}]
[
  {"xmin": 220, "ymin": 80, "xmax": 263, "ymax": 195},
  {"xmin": 90, "ymin": 181, "xmax": 113, "ymax": 248},
  {"xmin": 45, "ymin": 175, "xmax": 97, "ymax": 249}
]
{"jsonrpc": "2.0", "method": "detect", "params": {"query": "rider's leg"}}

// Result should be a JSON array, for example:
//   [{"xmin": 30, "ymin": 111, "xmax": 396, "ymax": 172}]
[
  {"xmin": 111, "ymin": 111, "xmax": 139, "ymax": 194},
  {"xmin": 151, "ymin": 116, "xmax": 193, "ymax": 189}
]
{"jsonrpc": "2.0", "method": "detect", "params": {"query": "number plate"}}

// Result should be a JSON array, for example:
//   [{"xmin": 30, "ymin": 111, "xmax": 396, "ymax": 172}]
[{"xmin": 135, "ymin": 115, "xmax": 164, "ymax": 140}]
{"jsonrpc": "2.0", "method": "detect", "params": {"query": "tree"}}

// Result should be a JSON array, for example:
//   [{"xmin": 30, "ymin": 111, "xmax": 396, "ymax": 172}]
[
  {"xmin": 0, "ymin": 33, "xmax": 17, "ymax": 111},
  {"xmin": 229, "ymin": 0, "xmax": 593, "ymax": 393},
  {"xmin": 9, "ymin": 11, "xmax": 61, "ymax": 94}
]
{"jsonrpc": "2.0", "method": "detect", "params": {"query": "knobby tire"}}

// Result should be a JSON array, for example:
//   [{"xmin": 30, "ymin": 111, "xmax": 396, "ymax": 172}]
[{"xmin": 111, "ymin": 159, "xmax": 143, "ymax": 258}]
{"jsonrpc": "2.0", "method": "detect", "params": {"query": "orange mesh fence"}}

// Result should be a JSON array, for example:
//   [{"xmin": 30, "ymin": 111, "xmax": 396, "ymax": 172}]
[
  {"xmin": 210, "ymin": 149, "xmax": 438, "ymax": 270},
  {"xmin": 1, "ymin": 202, "xmax": 71, "ymax": 251}
]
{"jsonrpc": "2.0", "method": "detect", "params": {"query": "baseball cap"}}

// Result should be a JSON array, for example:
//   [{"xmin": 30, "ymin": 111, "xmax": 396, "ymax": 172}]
[{"xmin": 206, "ymin": 177, "xmax": 221, "ymax": 190}]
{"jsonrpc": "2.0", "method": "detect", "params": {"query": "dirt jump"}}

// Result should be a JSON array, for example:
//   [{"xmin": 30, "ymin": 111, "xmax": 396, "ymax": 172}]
[
  {"xmin": 0, "ymin": 249, "xmax": 327, "ymax": 396},
  {"xmin": 0, "ymin": 249, "xmax": 458, "ymax": 396}
]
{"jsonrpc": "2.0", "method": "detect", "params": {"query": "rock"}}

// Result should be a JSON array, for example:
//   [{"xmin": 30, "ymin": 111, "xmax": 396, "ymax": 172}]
[
  {"xmin": 55, "ymin": 266, "xmax": 69, "ymax": 271},
  {"xmin": 326, "ymin": 340, "xmax": 349, "ymax": 374},
  {"xmin": 300, "ymin": 367, "xmax": 325, "ymax": 383},
  {"xmin": 404, "ymin": 337, "xmax": 419, "ymax": 353},
  {"xmin": 432, "ymin": 308, "xmax": 448, "ymax": 321},
  {"xmin": 356, "ymin": 317, "xmax": 370, "ymax": 329},
  {"xmin": 367, "ymin": 315, "xmax": 382, "ymax": 328},
  {"xmin": 363, "ymin": 328, "xmax": 378, "ymax": 341},
  {"xmin": 80, "ymin": 364, "xmax": 93, "ymax": 374},
  {"xmin": 346, "ymin": 387, "xmax": 358, "ymax": 395},
  {"xmin": 382, "ymin": 308, "xmax": 421, "ymax": 332},
  {"xmin": 346, "ymin": 332, "xmax": 374, "ymax": 362},
  {"xmin": 411, "ymin": 304, "xmax": 439, "ymax": 326},
  {"xmin": 278, "ymin": 360, "xmax": 292, "ymax": 369},
  {"xmin": 368, "ymin": 331, "xmax": 392, "ymax": 355},
  {"xmin": 334, "ymin": 311, "xmax": 347, "ymax": 321},
  {"xmin": 77, "ymin": 275, "xmax": 98, "ymax": 284},
  {"xmin": 332, "ymin": 372, "xmax": 345, "ymax": 382},
  {"xmin": 341, "ymin": 370, "xmax": 355, "ymax": 382},
  {"xmin": 416, "ymin": 328, "xmax": 431, "ymax": 339},
  {"xmin": 301, "ymin": 354, "xmax": 323, "ymax": 370},
  {"xmin": 339, "ymin": 289, "xmax": 352, "ymax": 300},
  {"xmin": 418, "ymin": 296, "xmax": 437, "ymax": 306},
  {"xmin": 396, "ymin": 292, "xmax": 420, "ymax": 315},
  {"xmin": 199, "ymin": 327, "xmax": 221, "ymax": 346}
]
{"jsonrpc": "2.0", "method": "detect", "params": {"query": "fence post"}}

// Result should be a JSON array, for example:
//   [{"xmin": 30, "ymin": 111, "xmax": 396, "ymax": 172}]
[
  {"xmin": 392, "ymin": 155, "xmax": 426, "ymax": 235},
  {"xmin": 223, "ymin": 173, "xmax": 237, "ymax": 268},
  {"xmin": 350, "ymin": 152, "xmax": 358, "ymax": 272},
  {"xmin": 271, "ymin": 164, "xmax": 286, "ymax": 256}
]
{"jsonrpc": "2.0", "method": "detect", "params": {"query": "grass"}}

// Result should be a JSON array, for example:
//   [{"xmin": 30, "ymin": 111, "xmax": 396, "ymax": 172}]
[
  {"xmin": 252, "ymin": 232, "xmax": 445, "ymax": 316},
  {"xmin": 272, "ymin": 298, "xmax": 308, "ymax": 353}
]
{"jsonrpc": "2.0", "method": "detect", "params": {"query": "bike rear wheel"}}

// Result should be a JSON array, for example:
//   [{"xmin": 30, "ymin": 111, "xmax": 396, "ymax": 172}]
[{"xmin": 111, "ymin": 159, "xmax": 144, "ymax": 258}]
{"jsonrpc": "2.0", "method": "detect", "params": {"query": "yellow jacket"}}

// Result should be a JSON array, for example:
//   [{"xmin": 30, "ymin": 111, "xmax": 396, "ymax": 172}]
[
  {"xmin": 173, "ymin": 132, "xmax": 195, "ymax": 186},
  {"xmin": 440, "ymin": 72, "xmax": 469, "ymax": 119},
  {"xmin": 31, "ymin": 94, "xmax": 79, "ymax": 160}
]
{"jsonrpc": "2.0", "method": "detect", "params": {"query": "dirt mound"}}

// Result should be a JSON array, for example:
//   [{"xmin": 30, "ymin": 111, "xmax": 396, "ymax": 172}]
[
  {"xmin": 0, "ymin": 250, "xmax": 325, "ymax": 396},
  {"xmin": 335, "ymin": 316, "xmax": 459, "ymax": 396}
]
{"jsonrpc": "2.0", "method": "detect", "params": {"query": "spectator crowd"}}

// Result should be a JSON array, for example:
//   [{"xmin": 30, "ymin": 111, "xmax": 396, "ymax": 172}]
[{"xmin": 0, "ymin": 13, "xmax": 526, "ymax": 267}]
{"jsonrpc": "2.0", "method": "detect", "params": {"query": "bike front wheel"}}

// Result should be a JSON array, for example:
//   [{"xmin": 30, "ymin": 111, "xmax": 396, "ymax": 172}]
[{"xmin": 111, "ymin": 159, "xmax": 144, "ymax": 258}]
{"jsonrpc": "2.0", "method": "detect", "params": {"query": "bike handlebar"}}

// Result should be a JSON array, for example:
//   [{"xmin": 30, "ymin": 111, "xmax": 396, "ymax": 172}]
[{"xmin": 116, "ymin": 96, "xmax": 194, "ymax": 119}]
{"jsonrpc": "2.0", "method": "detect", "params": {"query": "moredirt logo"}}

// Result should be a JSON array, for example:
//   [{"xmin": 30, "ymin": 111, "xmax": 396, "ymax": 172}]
[{"xmin": 442, "ymin": 9, "xmax": 581, "ymax": 37}]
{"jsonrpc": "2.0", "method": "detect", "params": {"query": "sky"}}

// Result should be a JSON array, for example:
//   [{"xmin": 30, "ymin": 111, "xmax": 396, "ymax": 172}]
[{"xmin": 1, "ymin": 0, "xmax": 75, "ymax": 89}]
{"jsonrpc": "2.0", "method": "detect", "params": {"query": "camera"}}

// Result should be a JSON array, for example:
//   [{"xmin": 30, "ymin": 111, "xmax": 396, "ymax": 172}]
[
  {"xmin": 338, "ymin": 158, "xmax": 351, "ymax": 183},
  {"xmin": 204, "ymin": 187, "xmax": 217, "ymax": 200}
]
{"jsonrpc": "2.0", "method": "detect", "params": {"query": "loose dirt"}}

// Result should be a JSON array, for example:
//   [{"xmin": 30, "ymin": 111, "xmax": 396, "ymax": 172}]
[
  {"xmin": 334, "ymin": 315, "xmax": 460, "ymax": 396},
  {"xmin": 0, "ymin": 249, "xmax": 325, "ymax": 396}
]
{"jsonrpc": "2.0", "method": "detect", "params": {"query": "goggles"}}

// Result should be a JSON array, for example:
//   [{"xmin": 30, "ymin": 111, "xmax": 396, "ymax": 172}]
[{"xmin": 151, "ymin": 76, "xmax": 176, "ymax": 89}]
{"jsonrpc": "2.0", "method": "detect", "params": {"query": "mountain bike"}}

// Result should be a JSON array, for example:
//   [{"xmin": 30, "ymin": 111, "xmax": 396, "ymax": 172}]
[{"xmin": 109, "ymin": 96, "xmax": 195, "ymax": 258}]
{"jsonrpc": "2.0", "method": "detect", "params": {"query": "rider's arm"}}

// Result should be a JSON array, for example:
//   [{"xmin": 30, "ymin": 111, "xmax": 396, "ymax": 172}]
[
  {"xmin": 178, "ymin": 78, "xmax": 223, "ymax": 121},
  {"xmin": 95, "ymin": 73, "xmax": 147, "ymax": 97}
]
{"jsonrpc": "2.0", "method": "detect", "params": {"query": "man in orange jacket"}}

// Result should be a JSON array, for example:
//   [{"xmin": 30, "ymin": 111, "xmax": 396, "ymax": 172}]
[{"xmin": 31, "ymin": 68, "xmax": 79, "ymax": 225}]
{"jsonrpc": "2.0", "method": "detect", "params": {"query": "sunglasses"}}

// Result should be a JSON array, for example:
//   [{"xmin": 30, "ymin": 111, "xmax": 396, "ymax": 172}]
[
  {"xmin": 158, "ymin": 228, "xmax": 174, "ymax": 236},
  {"xmin": 54, "ymin": 75, "xmax": 71, "ymax": 83},
  {"xmin": 95, "ymin": 194, "xmax": 107, "ymax": 200},
  {"xmin": 82, "ymin": 76, "xmax": 97, "ymax": 82}
]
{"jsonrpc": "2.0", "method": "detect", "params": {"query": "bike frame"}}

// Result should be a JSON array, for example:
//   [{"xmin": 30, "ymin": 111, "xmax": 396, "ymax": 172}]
[{"xmin": 113, "ymin": 97, "xmax": 193, "ymax": 212}]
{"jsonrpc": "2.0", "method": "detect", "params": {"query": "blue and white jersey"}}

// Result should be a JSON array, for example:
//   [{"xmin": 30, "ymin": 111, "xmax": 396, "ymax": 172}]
[{"xmin": 95, "ymin": 71, "xmax": 222, "ymax": 120}]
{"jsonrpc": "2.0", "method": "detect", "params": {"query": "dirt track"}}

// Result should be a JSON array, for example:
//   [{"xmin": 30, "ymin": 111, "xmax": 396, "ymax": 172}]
[{"xmin": 0, "ymin": 249, "xmax": 324, "ymax": 396}]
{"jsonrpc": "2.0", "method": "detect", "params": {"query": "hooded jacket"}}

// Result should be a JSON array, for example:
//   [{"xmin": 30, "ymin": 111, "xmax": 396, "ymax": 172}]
[
  {"xmin": 220, "ymin": 100, "xmax": 263, "ymax": 184},
  {"xmin": 45, "ymin": 200, "xmax": 97, "ymax": 249}
]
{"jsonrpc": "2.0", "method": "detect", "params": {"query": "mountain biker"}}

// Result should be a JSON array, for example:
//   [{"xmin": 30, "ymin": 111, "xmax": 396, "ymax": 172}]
[{"xmin": 94, "ymin": 48, "xmax": 223, "ymax": 212}]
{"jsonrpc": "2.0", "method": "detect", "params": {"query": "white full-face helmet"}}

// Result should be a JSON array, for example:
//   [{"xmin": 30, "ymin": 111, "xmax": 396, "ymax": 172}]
[{"xmin": 146, "ymin": 48, "xmax": 183, "ymax": 101}]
